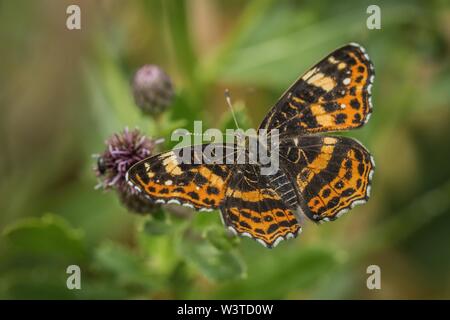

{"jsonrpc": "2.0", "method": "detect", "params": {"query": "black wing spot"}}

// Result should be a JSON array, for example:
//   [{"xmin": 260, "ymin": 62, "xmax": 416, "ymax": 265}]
[
  {"xmin": 354, "ymin": 149, "xmax": 363, "ymax": 161},
  {"xmin": 322, "ymin": 188, "xmax": 331, "ymax": 198},
  {"xmin": 302, "ymin": 109, "xmax": 320, "ymax": 128},
  {"xmin": 204, "ymin": 198, "xmax": 216, "ymax": 206},
  {"xmin": 279, "ymin": 220, "xmax": 291, "ymax": 228},
  {"xmin": 206, "ymin": 186, "xmax": 220, "ymax": 195},
  {"xmin": 255, "ymin": 228, "xmax": 265, "ymax": 235},
  {"xmin": 240, "ymin": 221, "xmax": 251, "ymax": 229},
  {"xmin": 327, "ymin": 196, "xmax": 340, "ymax": 209},
  {"xmin": 353, "ymin": 113, "xmax": 362, "ymax": 124},
  {"xmin": 323, "ymin": 102, "xmax": 340, "ymax": 112},
  {"xmin": 342, "ymin": 188, "xmax": 355, "ymax": 197},
  {"xmin": 323, "ymin": 91, "xmax": 335, "ymax": 101},
  {"xmin": 356, "ymin": 178, "xmax": 362, "ymax": 189},
  {"xmin": 229, "ymin": 212, "xmax": 239, "ymax": 222},
  {"xmin": 335, "ymin": 181, "xmax": 344, "ymax": 189},
  {"xmin": 275, "ymin": 210, "xmax": 286, "ymax": 217},
  {"xmin": 344, "ymin": 170, "xmax": 352, "ymax": 180},
  {"xmin": 358, "ymin": 163, "xmax": 365, "ymax": 175},
  {"xmin": 267, "ymin": 223, "xmax": 279, "ymax": 234},
  {"xmin": 193, "ymin": 174, "xmax": 209, "ymax": 186},
  {"xmin": 345, "ymin": 159, "xmax": 353, "ymax": 169},
  {"xmin": 350, "ymin": 99, "xmax": 360, "ymax": 110},
  {"xmin": 187, "ymin": 191, "xmax": 199, "ymax": 200},
  {"xmin": 335, "ymin": 113, "xmax": 347, "ymax": 124},
  {"xmin": 241, "ymin": 211, "xmax": 251, "ymax": 219}
]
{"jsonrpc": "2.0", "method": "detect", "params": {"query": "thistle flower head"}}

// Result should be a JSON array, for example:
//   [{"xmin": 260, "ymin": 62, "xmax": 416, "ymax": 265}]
[
  {"xmin": 95, "ymin": 128, "xmax": 162, "ymax": 213},
  {"xmin": 132, "ymin": 64, "xmax": 174, "ymax": 115}
]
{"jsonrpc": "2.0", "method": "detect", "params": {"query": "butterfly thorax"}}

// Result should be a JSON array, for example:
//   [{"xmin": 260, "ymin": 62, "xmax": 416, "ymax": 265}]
[{"xmin": 233, "ymin": 134, "xmax": 275, "ymax": 163}]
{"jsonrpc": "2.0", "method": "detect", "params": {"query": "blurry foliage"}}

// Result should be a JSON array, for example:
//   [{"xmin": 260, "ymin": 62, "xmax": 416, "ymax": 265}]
[{"xmin": 0, "ymin": 0, "xmax": 450, "ymax": 299}]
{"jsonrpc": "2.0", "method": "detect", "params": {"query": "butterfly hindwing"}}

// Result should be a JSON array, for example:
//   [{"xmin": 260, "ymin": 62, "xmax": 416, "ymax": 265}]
[
  {"xmin": 220, "ymin": 165, "xmax": 301, "ymax": 248},
  {"xmin": 260, "ymin": 43, "xmax": 374, "ymax": 134},
  {"xmin": 126, "ymin": 144, "xmax": 235, "ymax": 210},
  {"xmin": 278, "ymin": 135, "xmax": 374, "ymax": 222}
]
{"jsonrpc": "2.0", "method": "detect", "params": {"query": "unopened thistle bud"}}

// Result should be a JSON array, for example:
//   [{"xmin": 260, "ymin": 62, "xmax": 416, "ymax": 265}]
[{"xmin": 132, "ymin": 65, "xmax": 174, "ymax": 115}]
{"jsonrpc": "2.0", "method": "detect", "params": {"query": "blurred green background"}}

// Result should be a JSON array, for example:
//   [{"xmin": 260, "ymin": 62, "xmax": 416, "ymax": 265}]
[{"xmin": 1, "ymin": 0, "xmax": 449, "ymax": 299}]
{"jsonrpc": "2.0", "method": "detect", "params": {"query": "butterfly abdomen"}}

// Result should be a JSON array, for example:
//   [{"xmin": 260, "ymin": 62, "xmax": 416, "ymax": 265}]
[{"xmin": 268, "ymin": 169, "xmax": 299, "ymax": 210}]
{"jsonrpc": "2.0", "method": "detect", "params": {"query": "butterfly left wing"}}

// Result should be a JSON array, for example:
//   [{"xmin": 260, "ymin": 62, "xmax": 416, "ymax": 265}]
[
  {"xmin": 126, "ymin": 144, "xmax": 235, "ymax": 211},
  {"xmin": 278, "ymin": 135, "xmax": 375, "ymax": 222},
  {"xmin": 259, "ymin": 43, "xmax": 374, "ymax": 134},
  {"xmin": 220, "ymin": 165, "xmax": 301, "ymax": 248}
]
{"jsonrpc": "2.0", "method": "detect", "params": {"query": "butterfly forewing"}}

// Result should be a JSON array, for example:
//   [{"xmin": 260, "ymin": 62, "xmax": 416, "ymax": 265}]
[
  {"xmin": 126, "ymin": 144, "xmax": 235, "ymax": 210},
  {"xmin": 260, "ymin": 43, "xmax": 374, "ymax": 134}
]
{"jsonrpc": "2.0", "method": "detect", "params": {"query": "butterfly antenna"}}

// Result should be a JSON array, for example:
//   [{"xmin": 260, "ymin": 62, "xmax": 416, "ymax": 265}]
[{"xmin": 225, "ymin": 89, "xmax": 240, "ymax": 130}]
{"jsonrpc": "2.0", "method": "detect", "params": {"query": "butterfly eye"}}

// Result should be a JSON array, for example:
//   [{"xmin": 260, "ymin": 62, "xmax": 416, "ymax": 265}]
[{"xmin": 97, "ymin": 157, "xmax": 107, "ymax": 175}]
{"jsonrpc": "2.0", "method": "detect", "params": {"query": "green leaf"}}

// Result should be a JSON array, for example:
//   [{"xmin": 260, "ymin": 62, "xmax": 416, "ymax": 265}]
[
  {"xmin": 93, "ymin": 242, "xmax": 159, "ymax": 291},
  {"xmin": 164, "ymin": 0, "xmax": 197, "ymax": 81},
  {"xmin": 204, "ymin": 226, "xmax": 239, "ymax": 252},
  {"xmin": 2, "ymin": 213, "xmax": 86, "ymax": 261},
  {"xmin": 215, "ymin": 245, "xmax": 341, "ymax": 299},
  {"xmin": 84, "ymin": 36, "xmax": 151, "ymax": 135},
  {"xmin": 178, "ymin": 231, "xmax": 246, "ymax": 281},
  {"xmin": 1, "ymin": 270, "xmax": 77, "ymax": 299},
  {"xmin": 143, "ymin": 209, "xmax": 173, "ymax": 236},
  {"xmin": 217, "ymin": 3, "xmax": 420, "ymax": 88}
]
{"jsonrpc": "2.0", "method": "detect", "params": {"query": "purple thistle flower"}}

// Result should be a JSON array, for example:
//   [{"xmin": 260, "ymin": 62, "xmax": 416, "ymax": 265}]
[{"xmin": 95, "ymin": 128, "xmax": 163, "ymax": 213}]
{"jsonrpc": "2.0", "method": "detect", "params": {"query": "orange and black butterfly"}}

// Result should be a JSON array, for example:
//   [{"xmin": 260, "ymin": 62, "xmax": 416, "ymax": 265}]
[{"xmin": 126, "ymin": 43, "xmax": 375, "ymax": 248}]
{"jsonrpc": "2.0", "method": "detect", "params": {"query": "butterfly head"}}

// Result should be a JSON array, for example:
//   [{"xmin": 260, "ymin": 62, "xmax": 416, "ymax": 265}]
[{"xmin": 97, "ymin": 156, "xmax": 107, "ymax": 175}]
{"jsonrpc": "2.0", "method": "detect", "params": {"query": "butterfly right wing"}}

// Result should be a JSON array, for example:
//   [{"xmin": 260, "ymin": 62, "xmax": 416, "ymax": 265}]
[
  {"xmin": 126, "ymin": 144, "xmax": 236, "ymax": 211},
  {"xmin": 259, "ymin": 43, "xmax": 374, "ymax": 134},
  {"xmin": 278, "ymin": 135, "xmax": 375, "ymax": 222}
]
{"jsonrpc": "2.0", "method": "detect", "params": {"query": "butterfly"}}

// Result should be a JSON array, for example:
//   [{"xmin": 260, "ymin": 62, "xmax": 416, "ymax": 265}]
[{"xmin": 126, "ymin": 43, "xmax": 375, "ymax": 248}]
